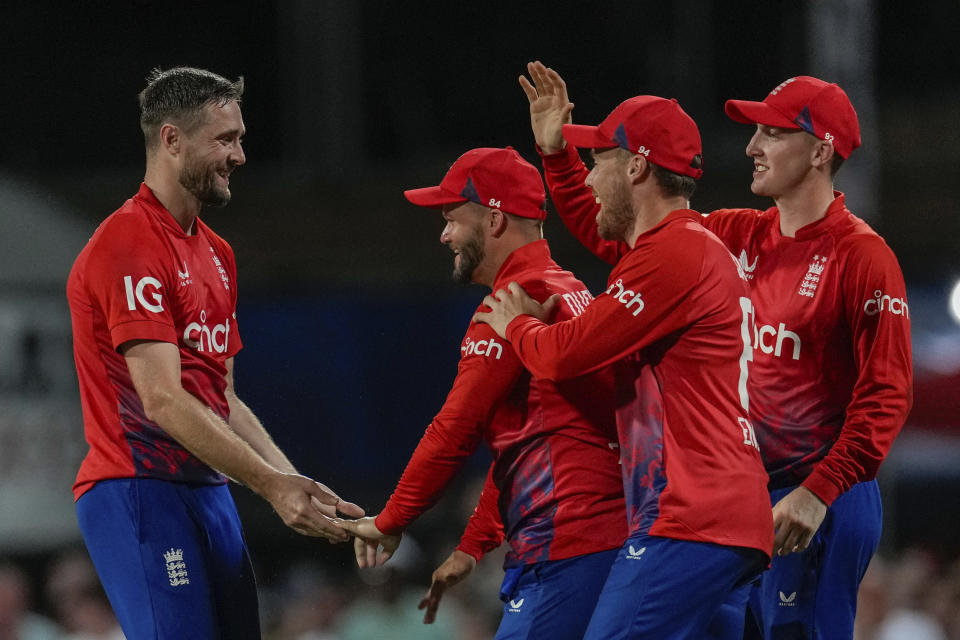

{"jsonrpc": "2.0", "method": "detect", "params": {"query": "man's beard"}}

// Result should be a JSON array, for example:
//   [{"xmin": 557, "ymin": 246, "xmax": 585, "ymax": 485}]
[
  {"xmin": 452, "ymin": 226, "xmax": 485, "ymax": 284},
  {"xmin": 179, "ymin": 154, "xmax": 231, "ymax": 208},
  {"xmin": 596, "ymin": 179, "xmax": 634, "ymax": 241}
]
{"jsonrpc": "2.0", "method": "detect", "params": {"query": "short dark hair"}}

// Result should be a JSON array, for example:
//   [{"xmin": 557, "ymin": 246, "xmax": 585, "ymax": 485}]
[
  {"xmin": 830, "ymin": 153, "xmax": 845, "ymax": 177},
  {"xmin": 651, "ymin": 155, "xmax": 700, "ymax": 200},
  {"xmin": 138, "ymin": 67, "xmax": 244, "ymax": 151}
]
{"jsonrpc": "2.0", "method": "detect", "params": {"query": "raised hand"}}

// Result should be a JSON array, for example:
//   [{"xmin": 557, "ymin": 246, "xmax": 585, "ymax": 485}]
[{"xmin": 518, "ymin": 60, "xmax": 575, "ymax": 154}]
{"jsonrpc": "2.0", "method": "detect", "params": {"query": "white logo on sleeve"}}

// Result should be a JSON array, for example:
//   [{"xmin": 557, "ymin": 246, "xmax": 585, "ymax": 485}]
[
  {"xmin": 461, "ymin": 337, "xmax": 503, "ymax": 360},
  {"xmin": 507, "ymin": 598, "xmax": 525, "ymax": 613},
  {"xmin": 605, "ymin": 279, "xmax": 645, "ymax": 316},
  {"xmin": 863, "ymin": 290, "xmax": 909, "ymax": 318},
  {"xmin": 164, "ymin": 548, "xmax": 189, "ymax": 587},
  {"xmin": 778, "ymin": 591, "xmax": 797, "ymax": 606},
  {"xmin": 124, "ymin": 276, "xmax": 164, "ymax": 313}
]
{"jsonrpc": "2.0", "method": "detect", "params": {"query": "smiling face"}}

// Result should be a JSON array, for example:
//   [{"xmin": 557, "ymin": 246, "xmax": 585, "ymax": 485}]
[
  {"xmin": 177, "ymin": 100, "xmax": 246, "ymax": 207},
  {"xmin": 440, "ymin": 201, "xmax": 489, "ymax": 284},
  {"xmin": 585, "ymin": 148, "xmax": 634, "ymax": 241},
  {"xmin": 745, "ymin": 124, "xmax": 821, "ymax": 199}
]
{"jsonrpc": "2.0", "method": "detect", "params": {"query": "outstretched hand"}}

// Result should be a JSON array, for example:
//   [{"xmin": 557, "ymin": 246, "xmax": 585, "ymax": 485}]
[
  {"xmin": 335, "ymin": 516, "xmax": 402, "ymax": 568},
  {"xmin": 418, "ymin": 550, "xmax": 477, "ymax": 624},
  {"xmin": 518, "ymin": 60, "xmax": 574, "ymax": 154},
  {"xmin": 771, "ymin": 486, "xmax": 827, "ymax": 556},
  {"xmin": 264, "ymin": 474, "xmax": 365, "ymax": 543},
  {"xmin": 473, "ymin": 282, "xmax": 560, "ymax": 338}
]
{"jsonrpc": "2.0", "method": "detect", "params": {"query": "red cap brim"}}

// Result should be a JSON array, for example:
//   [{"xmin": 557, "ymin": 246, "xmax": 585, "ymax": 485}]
[
  {"xmin": 403, "ymin": 186, "xmax": 467, "ymax": 209},
  {"xmin": 561, "ymin": 124, "xmax": 617, "ymax": 150},
  {"xmin": 724, "ymin": 99, "xmax": 798, "ymax": 129}
]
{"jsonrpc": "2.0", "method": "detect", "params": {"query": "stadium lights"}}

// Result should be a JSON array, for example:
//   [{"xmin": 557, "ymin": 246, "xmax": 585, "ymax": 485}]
[{"xmin": 950, "ymin": 280, "xmax": 960, "ymax": 325}]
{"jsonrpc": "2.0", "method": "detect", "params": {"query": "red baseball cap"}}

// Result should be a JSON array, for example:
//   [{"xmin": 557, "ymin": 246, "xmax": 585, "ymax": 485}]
[
  {"xmin": 561, "ymin": 96, "xmax": 703, "ymax": 179},
  {"xmin": 404, "ymin": 147, "xmax": 547, "ymax": 220},
  {"xmin": 725, "ymin": 76, "xmax": 861, "ymax": 158}
]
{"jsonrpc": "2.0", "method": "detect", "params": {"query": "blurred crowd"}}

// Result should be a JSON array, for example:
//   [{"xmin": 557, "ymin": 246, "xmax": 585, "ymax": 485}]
[
  {"xmin": 0, "ymin": 551, "xmax": 123, "ymax": 640},
  {"xmin": 2, "ymin": 542, "xmax": 959, "ymax": 640},
  {"xmin": 855, "ymin": 548, "xmax": 960, "ymax": 640}
]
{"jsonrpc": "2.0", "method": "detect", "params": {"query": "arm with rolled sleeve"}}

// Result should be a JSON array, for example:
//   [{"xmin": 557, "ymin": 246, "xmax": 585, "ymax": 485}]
[
  {"xmin": 801, "ymin": 237, "xmax": 914, "ymax": 505},
  {"xmin": 375, "ymin": 323, "xmax": 525, "ymax": 535}
]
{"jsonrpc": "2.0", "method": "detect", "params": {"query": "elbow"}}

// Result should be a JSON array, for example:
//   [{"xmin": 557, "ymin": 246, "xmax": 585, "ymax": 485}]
[{"xmin": 139, "ymin": 388, "xmax": 178, "ymax": 424}]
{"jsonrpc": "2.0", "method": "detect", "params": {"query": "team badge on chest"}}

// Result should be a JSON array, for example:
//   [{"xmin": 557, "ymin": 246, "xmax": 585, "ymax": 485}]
[{"xmin": 798, "ymin": 255, "xmax": 827, "ymax": 298}]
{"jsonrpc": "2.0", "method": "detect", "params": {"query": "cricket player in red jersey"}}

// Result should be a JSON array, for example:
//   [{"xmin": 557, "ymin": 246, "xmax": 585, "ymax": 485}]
[
  {"xmin": 336, "ymin": 147, "xmax": 626, "ymax": 639},
  {"xmin": 519, "ymin": 63, "xmax": 912, "ymax": 638},
  {"xmin": 706, "ymin": 77, "xmax": 913, "ymax": 639},
  {"xmin": 67, "ymin": 67, "xmax": 362, "ymax": 640},
  {"xmin": 476, "ymin": 86, "xmax": 774, "ymax": 638}
]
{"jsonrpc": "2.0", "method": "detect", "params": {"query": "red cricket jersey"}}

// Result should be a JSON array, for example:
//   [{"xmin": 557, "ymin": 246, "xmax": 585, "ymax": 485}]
[
  {"xmin": 67, "ymin": 183, "xmax": 241, "ymax": 499},
  {"xmin": 703, "ymin": 195, "xmax": 913, "ymax": 505},
  {"xmin": 375, "ymin": 240, "xmax": 626, "ymax": 566},
  {"xmin": 530, "ymin": 146, "xmax": 773, "ymax": 555}
]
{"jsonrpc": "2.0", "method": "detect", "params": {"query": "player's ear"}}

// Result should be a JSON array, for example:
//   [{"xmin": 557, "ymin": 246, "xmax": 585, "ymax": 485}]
[
  {"xmin": 159, "ymin": 123, "xmax": 181, "ymax": 157},
  {"xmin": 811, "ymin": 138, "xmax": 835, "ymax": 171},
  {"xmin": 627, "ymin": 153, "xmax": 649, "ymax": 184},
  {"xmin": 489, "ymin": 209, "xmax": 508, "ymax": 238}
]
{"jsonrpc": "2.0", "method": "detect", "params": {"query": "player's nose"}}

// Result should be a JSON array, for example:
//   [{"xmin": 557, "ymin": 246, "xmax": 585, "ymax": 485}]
[
  {"xmin": 745, "ymin": 128, "xmax": 762, "ymax": 158},
  {"xmin": 232, "ymin": 142, "xmax": 247, "ymax": 166}
]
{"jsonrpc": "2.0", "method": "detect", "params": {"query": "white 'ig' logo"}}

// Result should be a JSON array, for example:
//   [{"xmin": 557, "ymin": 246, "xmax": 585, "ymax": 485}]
[{"xmin": 124, "ymin": 276, "xmax": 163, "ymax": 313}]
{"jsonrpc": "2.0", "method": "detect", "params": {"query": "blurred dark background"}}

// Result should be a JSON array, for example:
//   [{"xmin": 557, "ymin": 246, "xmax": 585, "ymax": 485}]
[{"xmin": 1, "ymin": 2, "xmax": 959, "ymax": 638}]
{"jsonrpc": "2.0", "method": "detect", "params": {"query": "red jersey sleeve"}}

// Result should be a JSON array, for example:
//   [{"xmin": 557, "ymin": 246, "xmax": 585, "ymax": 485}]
[
  {"xmin": 83, "ymin": 217, "xmax": 178, "ymax": 349},
  {"xmin": 375, "ymin": 321, "xmax": 525, "ymax": 535},
  {"xmin": 802, "ymin": 236, "xmax": 914, "ymax": 504},
  {"xmin": 456, "ymin": 464, "xmax": 506, "ymax": 562},
  {"xmin": 505, "ymin": 227, "xmax": 701, "ymax": 381},
  {"xmin": 701, "ymin": 208, "xmax": 765, "ymax": 253},
  {"xmin": 539, "ymin": 145, "xmax": 629, "ymax": 265}
]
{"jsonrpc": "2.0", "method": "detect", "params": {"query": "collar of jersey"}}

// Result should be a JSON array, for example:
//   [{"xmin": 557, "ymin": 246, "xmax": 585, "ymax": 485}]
[
  {"xmin": 493, "ymin": 239, "xmax": 553, "ymax": 290},
  {"xmin": 134, "ymin": 182, "xmax": 201, "ymax": 239},
  {"xmin": 632, "ymin": 208, "xmax": 702, "ymax": 248},
  {"xmin": 772, "ymin": 191, "xmax": 848, "ymax": 242}
]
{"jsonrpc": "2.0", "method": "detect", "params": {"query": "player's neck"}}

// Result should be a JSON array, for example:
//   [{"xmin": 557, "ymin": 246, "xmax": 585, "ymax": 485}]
[
  {"xmin": 143, "ymin": 167, "xmax": 201, "ymax": 235},
  {"xmin": 774, "ymin": 179, "xmax": 836, "ymax": 238},
  {"xmin": 476, "ymin": 234, "xmax": 539, "ymax": 289},
  {"xmin": 625, "ymin": 195, "xmax": 689, "ymax": 247}
]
